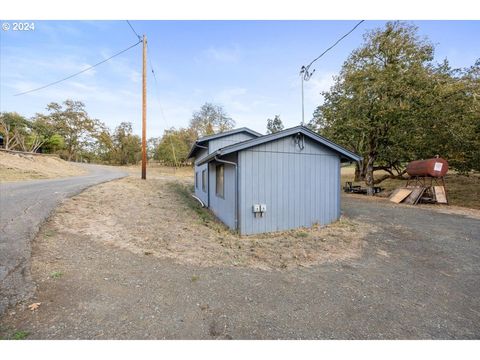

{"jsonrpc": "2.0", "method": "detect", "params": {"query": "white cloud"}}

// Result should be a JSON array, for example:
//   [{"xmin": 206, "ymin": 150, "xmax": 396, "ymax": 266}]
[
  {"xmin": 304, "ymin": 71, "xmax": 336, "ymax": 104},
  {"xmin": 203, "ymin": 45, "xmax": 241, "ymax": 63},
  {"xmin": 213, "ymin": 87, "xmax": 249, "ymax": 112},
  {"xmin": 285, "ymin": 70, "xmax": 336, "ymax": 123}
]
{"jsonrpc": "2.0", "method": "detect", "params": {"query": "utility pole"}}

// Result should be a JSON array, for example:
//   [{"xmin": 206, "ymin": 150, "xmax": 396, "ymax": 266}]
[
  {"xmin": 301, "ymin": 74, "xmax": 305, "ymax": 125},
  {"xmin": 300, "ymin": 65, "xmax": 313, "ymax": 126},
  {"xmin": 141, "ymin": 34, "xmax": 147, "ymax": 180}
]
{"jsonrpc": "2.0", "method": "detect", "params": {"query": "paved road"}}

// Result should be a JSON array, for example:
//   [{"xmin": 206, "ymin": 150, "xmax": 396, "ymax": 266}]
[{"xmin": 0, "ymin": 164, "xmax": 127, "ymax": 314}]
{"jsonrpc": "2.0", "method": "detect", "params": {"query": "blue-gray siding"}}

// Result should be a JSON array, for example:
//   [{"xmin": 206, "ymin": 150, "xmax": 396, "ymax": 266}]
[
  {"xmin": 194, "ymin": 147, "xmax": 209, "ymax": 205},
  {"xmin": 238, "ymin": 135, "xmax": 341, "ymax": 235},
  {"xmin": 209, "ymin": 133, "xmax": 257, "ymax": 153},
  {"xmin": 194, "ymin": 133, "xmax": 254, "ymax": 214},
  {"xmin": 208, "ymin": 154, "xmax": 237, "ymax": 229}
]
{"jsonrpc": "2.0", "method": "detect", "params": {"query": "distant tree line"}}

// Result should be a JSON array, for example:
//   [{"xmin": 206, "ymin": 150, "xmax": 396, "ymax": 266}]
[
  {"xmin": 0, "ymin": 100, "xmax": 142, "ymax": 165},
  {"xmin": 0, "ymin": 101, "xmax": 245, "ymax": 167}
]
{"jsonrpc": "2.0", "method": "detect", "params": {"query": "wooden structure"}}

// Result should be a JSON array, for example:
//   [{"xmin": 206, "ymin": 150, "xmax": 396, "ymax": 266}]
[
  {"xmin": 390, "ymin": 176, "xmax": 448, "ymax": 205},
  {"xmin": 390, "ymin": 157, "xmax": 449, "ymax": 205}
]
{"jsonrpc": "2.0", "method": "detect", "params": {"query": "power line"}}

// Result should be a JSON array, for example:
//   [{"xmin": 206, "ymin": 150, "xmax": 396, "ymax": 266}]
[
  {"xmin": 14, "ymin": 39, "xmax": 142, "ymax": 96},
  {"xmin": 146, "ymin": 41, "xmax": 177, "ymax": 165},
  {"xmin": 125, "ymin": 21, "xmax": 167, "ymax": 122},
  {"xmin": 299, "ymin": 20, "xmax": 365, "ymax": 124},
  {"xmin": 149, "ymin": 56, "xmax": 157, "ymax": 83},
  {"xmin": 125, "ymin": 21, "xmax": 163, "ymax": 118},
  {"xmin": 126, "ymin": 20, "xmax": 142, "ymax": 41},
  {"xmin": 301, "ymin": 20, "xmax": 365, "ymax": 81},
  {"xmin": 146, "ymin": 43, "xmax": 168, "ymax": 126}
]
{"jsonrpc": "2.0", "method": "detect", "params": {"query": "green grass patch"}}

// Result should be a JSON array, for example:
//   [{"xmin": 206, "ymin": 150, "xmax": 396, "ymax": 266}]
[
  {"xmin": 11, "ymin": 331, "xmax": 29, "ymax": 340},
  {"xmin": 295, "ymin": 231, "xmax": 309, "ymax": 238},
  {"xmin": 44, "ymin": 229, "xmax": 56, "ymax": 237},
  {"xmin": 50, "ymin": 271, "xmax": 63, "ymax": 279}
]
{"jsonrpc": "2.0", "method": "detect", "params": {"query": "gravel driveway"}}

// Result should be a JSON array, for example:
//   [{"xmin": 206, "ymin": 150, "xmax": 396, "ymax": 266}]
[
  {"xmin": 0, "ymin": 164, "xmax": 127, "ymax": 315},
  {"xmin": 1, "ymin": 189, "xmax": 479, "ymax": 339}
]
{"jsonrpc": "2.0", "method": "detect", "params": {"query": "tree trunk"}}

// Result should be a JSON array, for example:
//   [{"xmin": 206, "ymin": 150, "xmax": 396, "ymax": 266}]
[
  {"xmin": 354, "ymin": 160, "xmax": 365, "ymax": 182},
  {"xmin": 4, "ymin": 132, "xmax": 11, "ymax": 150},
  {"xmin": 364, "ymin": 153, "xmax": 376, "ymax": 196}
]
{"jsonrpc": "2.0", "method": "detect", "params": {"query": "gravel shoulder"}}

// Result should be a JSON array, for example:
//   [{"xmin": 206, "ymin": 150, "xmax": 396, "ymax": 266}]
[
  {"xmin": 0, "ymin": 164, "xmax": 127, "ymax": 315},
  {"xmin": 1, "ymin": 167, "xmax": 479, "ymax": 339}
]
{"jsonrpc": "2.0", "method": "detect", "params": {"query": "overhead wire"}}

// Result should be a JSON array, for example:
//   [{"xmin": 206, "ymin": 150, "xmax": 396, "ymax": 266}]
[
  {"xmin": 126, "ymin": 20, "xmax": 142, "ymax": 41},
  {"xmin": 14, "ymin": 39, "xmax": 142, "ymax": 96},
  {"xmin": 301, "ymin": 20, "xmax": 365, "ymax": 81},
  {"xmin": 146, "ymin": 42, "xmax": 168, "ymax": 126},
  {"xmin": 125, "ymin": 21, "xmax": 176, "ymax": 163},
  {"xmin": 125, "ymin": 21, "xmax": 167, "ymax": 123},
  {"xmin": 148, "ymin": 48, "xmax": 177, "ymax": 166}
]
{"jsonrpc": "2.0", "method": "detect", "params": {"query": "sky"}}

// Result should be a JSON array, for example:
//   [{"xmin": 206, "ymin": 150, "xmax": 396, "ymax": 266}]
[{"xmin": 1, "ymin": 20, "xmax": 479, "ymax": 137}]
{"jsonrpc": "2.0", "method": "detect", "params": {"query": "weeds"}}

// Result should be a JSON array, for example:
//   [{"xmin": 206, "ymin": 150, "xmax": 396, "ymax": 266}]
[
  {"xmin": 50, "ymin": 271, "xmax": 63, "ymax": 279},
  {"xmin": 44, "ymin": 229, "xmax": 56, "ymax": 237},
  {"xmin": 334, "ymin": 217, "xmax": 357, "ymax": 230},
  {"xmin": 167, "ymin": 182, "xmax": 228, "ymax": 233},
  {"xmin": 295, "ymin": 231, "xmax": 309, "ymax": 238},
  {"xmin": 11, "ymin": 331, "xmax": 29, "ymax": 340}
]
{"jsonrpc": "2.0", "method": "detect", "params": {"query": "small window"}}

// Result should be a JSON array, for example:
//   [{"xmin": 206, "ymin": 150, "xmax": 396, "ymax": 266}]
[
  {"xmin": 202, "ymin": 170, "xmax": 207, "ymax": 192},
  {"xmin": 195, "ymin": 172, "xmax": 199, "ymax": 189},
  {"xmin": 216, "ymin": 164, "xmax": 224, "ymax": 198}
]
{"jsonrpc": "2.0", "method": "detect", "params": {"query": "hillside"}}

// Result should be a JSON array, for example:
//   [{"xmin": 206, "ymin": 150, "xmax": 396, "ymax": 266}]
[{"xmin": 0, "ymin": 151, "xmax": 87, "ymax": 182}]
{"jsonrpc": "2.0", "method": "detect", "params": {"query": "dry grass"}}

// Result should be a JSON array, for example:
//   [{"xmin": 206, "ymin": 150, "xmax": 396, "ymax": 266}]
[
  {"xmin": 0, "ymin": 151, "xmax": 86, "ymax": 182},
  {"xmin": 341, "ymin": 165, "xmax": 480, "ymax": 210},
  {"xmin": 49, "ymin": 166, "xmax": 372, "ymax": 270},
  {"xmin": 123, "ymin": 162, "xmax": 193, "ymax": 179}
]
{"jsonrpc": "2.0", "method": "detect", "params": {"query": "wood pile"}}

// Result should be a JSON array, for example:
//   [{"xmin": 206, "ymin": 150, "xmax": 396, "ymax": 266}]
[{"xmin": 389, "ymin": 185, "xmax": 448, "ymax": 205}]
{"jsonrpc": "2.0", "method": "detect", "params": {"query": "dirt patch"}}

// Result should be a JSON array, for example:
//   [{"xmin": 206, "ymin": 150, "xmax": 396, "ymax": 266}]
[
  {"xmin": 47, "ymin": 168, "xmax": 372, "ymax": 270},
  {"xmin": 343, "ymin": 193, "xmax": 480, "ymax": 220},
  {"xmin": 415, "ymin": 204, "xmax": 480, "ymax": 220},
  {"xmin": 0, "ymin": 151, "xmax": 86, "ymax": 182}
]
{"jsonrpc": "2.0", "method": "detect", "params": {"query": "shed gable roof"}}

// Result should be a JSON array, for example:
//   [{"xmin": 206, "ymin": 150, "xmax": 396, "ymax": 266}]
[
  {"xmin": 197, "ymin": 125, "xmax": 362, "ymax": 164},
  {"xmin": 187, "ymin": 127, "xmax": 262, "ymax": 159}
]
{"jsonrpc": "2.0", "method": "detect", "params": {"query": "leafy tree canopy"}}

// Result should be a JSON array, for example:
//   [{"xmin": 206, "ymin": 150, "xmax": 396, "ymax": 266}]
[
  {"xmin": 266, "ymin": 115, "xmax": 284, "ymax": 134},
  {"xmin": 189, "ymin": 102, "xmax": 235, "ymax": 137}
]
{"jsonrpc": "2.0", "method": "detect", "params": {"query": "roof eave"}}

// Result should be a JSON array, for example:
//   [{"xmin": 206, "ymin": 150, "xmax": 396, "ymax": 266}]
[
  {"xmin": 186, "ymin": 142, "xmax": 199, "ymax": 159},
  {"xmin": 188, "ymin": 127, "xmax": 262, "ymax": 160},
  {"xmin": 195, "ymin": 125, "xmax": 362, "ymax": 164},
  {"xmin": 196, "ymin": 150, "xmax": 220, "ymax": 165},
  {"xmin": 195, "ymin": 127, "xmax": 262, "ymax": 144}
]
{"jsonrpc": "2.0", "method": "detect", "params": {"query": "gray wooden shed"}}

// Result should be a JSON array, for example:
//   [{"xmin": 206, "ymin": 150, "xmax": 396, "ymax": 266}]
[{"xmin": 188, "ymin": 125, "xmax": 361, "ymax": 235}]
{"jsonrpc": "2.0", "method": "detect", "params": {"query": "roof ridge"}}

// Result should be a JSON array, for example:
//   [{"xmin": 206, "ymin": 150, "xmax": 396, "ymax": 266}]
[
  {"xmin": 196, "ymin": 127, "xmax": 262, "ymax": 143},
  {"xmin": 187, "ymin": 127, "xmax": 263, "ymax": 159},
  {"xmin": 196, "ymin": 125, "xmax": 361, "ymax": 164}
]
